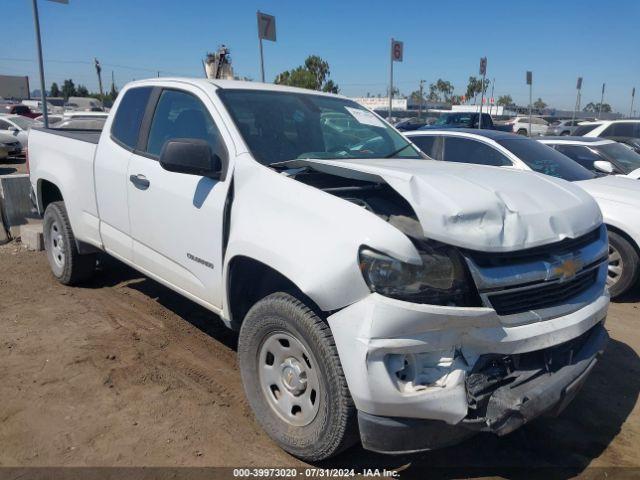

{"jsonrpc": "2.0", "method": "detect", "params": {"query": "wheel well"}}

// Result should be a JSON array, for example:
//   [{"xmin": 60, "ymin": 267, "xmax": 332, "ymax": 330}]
[
  {"xmin": 606, "ymin": 224, "xmax": 640, "ymax": 255},
  {"xmin": 39, "ymin": 180, "xmax": 63, "ymax": 212},
  {"xmin": 226, "ymin": 256, "xmax": 319, "ymax": 329}
]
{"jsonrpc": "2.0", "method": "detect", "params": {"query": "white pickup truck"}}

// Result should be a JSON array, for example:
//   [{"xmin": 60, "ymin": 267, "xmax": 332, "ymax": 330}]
[{"xmin": 29, "ymin": 78, "xmax": 609, "ymax": 460}]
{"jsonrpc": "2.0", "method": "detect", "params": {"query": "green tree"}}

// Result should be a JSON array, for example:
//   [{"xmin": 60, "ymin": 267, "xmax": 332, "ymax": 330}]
[
  {"xmin": 76, "ymin": 85, "xmax": 89, "ymax": 97},
  {"xmin": 428, "ymin": 79, "xmax": 454, "ymax": 102},
  {"xmin": 533, "ymin": 97, "xmax": 547, "ymax": 110},
  {"xmin": 497, "ymin": 94, "xmax": 513, "ymax": 106},
  {"xmin": 465, "ymin": 76, "xmax": 490, "ymax": 104},
  {"xmin": 409, "ymin": 90, "xmax": 425, "ymax": 104},
  {"xmin": 50, "ymin": 82, "xmax": 60, "ymax": 97},
  {"xmin": 274, "ymin": 55, "xmax": 339, "ymax": 93},
  {"xmin": 584, "ymin": 102, "xmax": 611, "ymax": 113},
  {"xmin": 61, "ymin": 79, "xmax": 76, "ymax": 99}
]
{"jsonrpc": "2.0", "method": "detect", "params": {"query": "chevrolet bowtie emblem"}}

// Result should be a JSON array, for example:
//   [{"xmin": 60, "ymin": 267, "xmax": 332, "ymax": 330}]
[{"xmin": 553, "ymin": 258, "xmax": 582, "ymax": 281}]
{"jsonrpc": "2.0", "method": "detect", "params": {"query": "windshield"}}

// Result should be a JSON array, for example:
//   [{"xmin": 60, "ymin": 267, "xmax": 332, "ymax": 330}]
[
  {"xmin": 10, "ymin": 116, "xmax": 37, "ymax": 130},
  {"xmin": 217, "ymin": 89, "xmax": 421, "ymax": 165},
  {"xmin": 498, "ymin": 138, "xmax": 595, "ymax": 181},
  {"xmin": 593, "ymin": 143, "xmax": 640, "ymax": 173},
  {"xmin": 434, "ymin": 113, "xmax": 472, "ymax": 126},
  {"xmin": 573, "ymin": 124, "xmax": 599, "ymax": 136}
]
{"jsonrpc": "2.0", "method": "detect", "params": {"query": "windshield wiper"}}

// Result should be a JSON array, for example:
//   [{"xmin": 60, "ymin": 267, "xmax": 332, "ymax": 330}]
[{"xmin": 384, "ymin": 143, "xmax": 413, "ymax": 158}]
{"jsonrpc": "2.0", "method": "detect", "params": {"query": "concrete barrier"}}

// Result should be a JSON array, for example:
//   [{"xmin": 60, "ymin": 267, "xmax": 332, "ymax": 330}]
[
  {"xmin": 0, "ymin": 174, "xmax": 38, "ymax": 238},
  {"xmin": 20, "ymin": 222, "xmax": 44, "ymax": 251}
]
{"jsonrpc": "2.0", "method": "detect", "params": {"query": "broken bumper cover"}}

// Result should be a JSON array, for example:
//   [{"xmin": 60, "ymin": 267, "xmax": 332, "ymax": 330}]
[
  {"xmin": 327, "ymin": 286, "xmax": 608, "ymax": 454},
  {"xmin": 357, "ymin": 322, "xmax": 607, "ymax": 454}
]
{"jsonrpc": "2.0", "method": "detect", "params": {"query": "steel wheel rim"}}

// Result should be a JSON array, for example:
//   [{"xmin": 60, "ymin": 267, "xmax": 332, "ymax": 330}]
[
  {"xmin": 50, "ymin": 221, "xmax": 65, "ymax": 269},
  {"xmin": 258, "ymin": 331, "xmax": 321, "ymax": 427},
  {"xmin": 607, "ymin": 243, "xmax": 623, "ymax": 287}
]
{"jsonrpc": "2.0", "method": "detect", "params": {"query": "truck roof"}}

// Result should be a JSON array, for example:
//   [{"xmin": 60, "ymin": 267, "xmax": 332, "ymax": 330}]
[{"xmin": 124, "ymin": 77, "xmax": 348, "ymax": 100}]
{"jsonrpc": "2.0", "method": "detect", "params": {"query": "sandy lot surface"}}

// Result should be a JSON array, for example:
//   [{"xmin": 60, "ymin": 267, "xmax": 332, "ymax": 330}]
[{"xmin": 0, "ymin": 242, "xmax": 639, "ymax": 475}]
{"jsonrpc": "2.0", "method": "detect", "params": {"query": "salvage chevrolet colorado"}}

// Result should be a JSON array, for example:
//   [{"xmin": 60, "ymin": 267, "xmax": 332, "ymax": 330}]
[{"xmin": 28, "ymin": 79, "xmax": 609, "ymax": 460}]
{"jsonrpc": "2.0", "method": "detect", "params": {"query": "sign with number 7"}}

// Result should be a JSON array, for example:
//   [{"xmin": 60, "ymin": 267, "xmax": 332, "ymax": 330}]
[{"xmin": 257, "ymin": 12, "xmax": 276, "ymax": 42}]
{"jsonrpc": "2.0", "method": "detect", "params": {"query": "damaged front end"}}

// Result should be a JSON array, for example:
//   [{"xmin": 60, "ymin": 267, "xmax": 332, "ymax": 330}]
[{"xmin": 463, "ymin": 322, "xmax": 608, "ymax": 436}]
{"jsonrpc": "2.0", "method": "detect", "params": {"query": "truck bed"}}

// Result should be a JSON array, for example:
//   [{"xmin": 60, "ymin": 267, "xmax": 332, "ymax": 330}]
[{"xmin": 31, "ymin": 127, "xmax": 102, "ymax": 144}]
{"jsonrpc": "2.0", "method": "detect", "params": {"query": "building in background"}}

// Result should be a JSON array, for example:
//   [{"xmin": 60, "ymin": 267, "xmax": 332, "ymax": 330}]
[{"xmin": 0, "ymin": 75, "xmax": 30, "ymax": 100}]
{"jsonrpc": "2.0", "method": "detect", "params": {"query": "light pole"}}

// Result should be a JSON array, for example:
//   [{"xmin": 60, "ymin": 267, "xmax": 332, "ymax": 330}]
[
  {"xmin": 30, "ymin": 0, "xmax": 68, "ymax": 128},
  {"xmin": 571, "ymin": 77, "xmax": 583, "ymax": 127},
  {"xmin": 598, "ymin": 83, "xmax": 605, "ymax": 119},
  {"xmin": 418, "ymin": 79, "xmax": 425, "ymax": 119}
]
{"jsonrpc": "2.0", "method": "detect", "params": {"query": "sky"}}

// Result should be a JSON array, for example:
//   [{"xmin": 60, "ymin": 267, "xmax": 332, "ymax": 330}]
[{"xmin": 2, "ymin": 0, "xmax": 639, "ymax": 113}]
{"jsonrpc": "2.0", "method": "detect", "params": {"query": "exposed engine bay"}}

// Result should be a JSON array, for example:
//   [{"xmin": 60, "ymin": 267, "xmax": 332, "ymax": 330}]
[{"xmin": 283, "ymin": 167, "xmax": 424, "ymax": 239}]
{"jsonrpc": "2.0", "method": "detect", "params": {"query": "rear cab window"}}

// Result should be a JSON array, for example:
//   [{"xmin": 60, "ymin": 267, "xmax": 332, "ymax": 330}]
[{"xmin": 110, "ymin": 86, "xmax": 153, "ymax": 149}]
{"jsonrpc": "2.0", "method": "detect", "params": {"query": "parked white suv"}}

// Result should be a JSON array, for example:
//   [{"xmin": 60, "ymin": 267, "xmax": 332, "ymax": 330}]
[
  {"xmin": 29, "ymin": 78, "xmax": 609, "ymax": 460},
  {"xmin": 505, "ymin": 116, "xmax": 549, "ymax": 136},
  {"xmin": 574, "ymin": 120, "xmax": 640, "ymax": 140}
]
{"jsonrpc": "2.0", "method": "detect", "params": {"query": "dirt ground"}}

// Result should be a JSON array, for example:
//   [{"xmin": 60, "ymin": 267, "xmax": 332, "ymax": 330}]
[
  {"xmin": 0, "ymin": 241, "xmax": 639, "ymax": 476},
  {"xmin": 0, "ymin": 155, "xmax": 27, "ymax": 176}
]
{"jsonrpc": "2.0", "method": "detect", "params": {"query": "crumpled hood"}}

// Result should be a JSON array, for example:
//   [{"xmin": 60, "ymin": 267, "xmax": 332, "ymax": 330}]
[
  {"xmin": 288, "ymin": 158, "xmax": 602, "ymax": 252},
  {"xmin": 576, "ymin": 175, "xmax": 640, "ymax": 206}
]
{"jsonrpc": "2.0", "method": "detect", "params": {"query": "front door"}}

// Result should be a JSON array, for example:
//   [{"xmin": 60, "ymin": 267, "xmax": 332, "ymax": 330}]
[{"xmin": 126, "ymin": 86, "xmax": 233, "ymax": 308}]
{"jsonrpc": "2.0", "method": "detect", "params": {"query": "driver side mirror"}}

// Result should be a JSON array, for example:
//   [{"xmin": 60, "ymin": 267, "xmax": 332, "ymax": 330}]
[
  {"xmin": 159, "ymin": 138, "xmax": 225, "ymax": 179},
  {"xmin": 593, "ymin": 160, "xmax": 614, "ymax": 175}
]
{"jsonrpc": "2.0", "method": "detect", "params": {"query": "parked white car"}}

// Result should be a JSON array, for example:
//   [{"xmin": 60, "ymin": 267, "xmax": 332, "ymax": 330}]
[
  {"xmin": 0, "ymin": 114, "xmax": 40, "ymax": 149},
  {"xmin": 29, "ymin": 79, "xmax": 609, "ymax": 460},
  {"xmin": 504, "ymin": 116, "xmax": 549, "ymax": 136},
  {"xmin": 406, "ymin": 129, "xmax": 640, "ymax": 298},
  {"xmin": 0, "ymin": 130, "xmax": 23, "ymax": 156},
  {"xmin": 538, "ymin": 137, "xmax": 640, "ymax": 179},
  {"xmin": 574, "ymin": 119, "xmax": 640, "ymax": 140}
]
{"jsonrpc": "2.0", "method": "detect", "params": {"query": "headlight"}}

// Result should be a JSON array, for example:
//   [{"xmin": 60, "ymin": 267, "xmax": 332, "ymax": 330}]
[{"xmin": 358, "ymin": 243, "xmax": 478, "ymax": 306}]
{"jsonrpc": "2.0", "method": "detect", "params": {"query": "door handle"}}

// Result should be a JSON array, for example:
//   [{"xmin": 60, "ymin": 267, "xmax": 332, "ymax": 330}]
[{"xmin": 129, "ymin": 174, "xmax": 150, "ymax": 190}]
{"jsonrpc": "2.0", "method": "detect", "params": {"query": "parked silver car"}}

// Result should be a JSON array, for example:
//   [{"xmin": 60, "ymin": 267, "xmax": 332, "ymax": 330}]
[{"xmin": 546, "ymin": 119, "xmax": 584, "ymax": 136}]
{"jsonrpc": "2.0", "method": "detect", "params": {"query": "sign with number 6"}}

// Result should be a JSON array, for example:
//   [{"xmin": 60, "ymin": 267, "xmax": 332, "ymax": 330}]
[{"xmin": 391, "ymin": 40, "xmax": 403, "ymax": 62}]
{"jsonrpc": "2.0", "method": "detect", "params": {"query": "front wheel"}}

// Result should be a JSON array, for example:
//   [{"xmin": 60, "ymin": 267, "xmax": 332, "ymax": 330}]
[
  {"xmin": 43, "ymin": 201, "xmax": 96, "ymax": 285},
  {"xmin": 238, "ymin": 293, "xmax": 358, "ymax": 461},
  {"xmin": 607, "ymin": 230, "xmax": 639, "ymax": 298}
]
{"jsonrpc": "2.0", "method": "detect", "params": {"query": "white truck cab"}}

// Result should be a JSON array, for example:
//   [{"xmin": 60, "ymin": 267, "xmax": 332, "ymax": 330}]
[{"xmin": 28, "ymin": 78, "xmax": 609, "ymax": 460}]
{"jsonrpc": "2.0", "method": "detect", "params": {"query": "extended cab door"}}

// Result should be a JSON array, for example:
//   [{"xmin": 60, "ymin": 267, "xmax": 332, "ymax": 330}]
[
  {"xmin": 95, "ymin": 86, "xmax": 153, "ymax": 261},
  {"xmin": 126, "ymin": 85, "xmax": 233, "ymax": 309}
]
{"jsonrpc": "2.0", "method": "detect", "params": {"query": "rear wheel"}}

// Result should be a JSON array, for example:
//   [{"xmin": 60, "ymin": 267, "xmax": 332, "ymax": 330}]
[
  {"xmin": 561, "ymin": 131, "xmax": 571, "ymax": 136},
  {"xmin": 238, "ymin": 293, "xmax": 358, "ymax": 461},
  {"xmin": 517, "ymin": 128, "xmax": 528, "ymax": 136},
  {"xmin": 607, "ymin": 230, "xmax": 639, "ymax": 298},
  {"xmin": 43, "ymin": 201, "xmax": 96, "ymax": 285}
]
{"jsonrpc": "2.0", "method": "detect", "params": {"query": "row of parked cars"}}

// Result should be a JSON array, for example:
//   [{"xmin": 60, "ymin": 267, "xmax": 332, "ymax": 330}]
[{"xmin": 24, "ymin": 78, "xmax": 633, "ymax": 460}]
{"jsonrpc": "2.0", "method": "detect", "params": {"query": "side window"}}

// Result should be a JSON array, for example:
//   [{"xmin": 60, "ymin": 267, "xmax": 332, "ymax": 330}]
[
  {"xmin": 554, "ymin": 145, "xmax": 599, "ymax": 171},
  {"xmin": 145, "ymin": 89, "xmax": 224, "ymax": 158},
  {"xmin": 443, "ymin": 137, "xmax": 511, "ymax": 167},
  {"xmin": 111, "ymin": 86, "xmax": 153, "ymax": 149},
  {"xmin": 0, "ymin": 120, "xmax": 10, "ymax": 130},
  {"xmin": 410, "ymin": 136, "xmax": 436, "ymax": 158},
  {"xmin": 603, "ymin": 123, "xmax": 634, "ymax": 137}
]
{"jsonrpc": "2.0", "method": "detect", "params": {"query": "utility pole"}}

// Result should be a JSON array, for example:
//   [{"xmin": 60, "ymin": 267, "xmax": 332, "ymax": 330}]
[
  {"xmin": 489, "ymin": 77, "xmax": 495, "ymax": 116},
  {"xmin": 571, "ymin": 77, "xmax": 582, "ymax": 127},
  {"xmin": 631, "ymin": 87, "xmax": 636, "ymax": 118},
  {"xmin": 418, "ymin": 79, "xmax": 425, "ymax": 119},
  {"xmin": 526, "ymin": 71, "xmax": 532, "ymax": 137},
  {"xmin": 598, "ymin": 83, "xmax": 605, "ymax": 119},
  {"xmin": 94, "ymin": 58, "xmax": 104, "ymax": 99},
  {"xmin": 478, "ymin": 57, "xmax": 487, "ymax": 129}
]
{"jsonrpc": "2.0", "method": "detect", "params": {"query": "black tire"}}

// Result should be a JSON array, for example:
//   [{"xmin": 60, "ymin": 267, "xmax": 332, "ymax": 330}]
[
  {"xmin": 607, "ymin": 230, "xmax": 640, "ymax": 299},
  {"xmin": 517, "ymin": 128, "xmax": 528, "ymax": 136},
  {"xmin": 43, "ymin": 201, "xmax": 96, "ymax": 285},
  {"xmin": 560, "ymin": 131, "xmax": 571, "ymax": 136},
  {"xmin": 238, "ymin": 292, "xmax": 358, "ymax": 461}
]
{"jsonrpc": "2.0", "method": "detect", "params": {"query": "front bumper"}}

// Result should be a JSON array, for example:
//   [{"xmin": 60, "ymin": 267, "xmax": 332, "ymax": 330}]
[
  {"xmin": 327, "ymin": 281, "xmax": 609, "ymax": 453},
  {"xmin": 357, "ymin": 322, "xmax": 607, "ymax": 454}
]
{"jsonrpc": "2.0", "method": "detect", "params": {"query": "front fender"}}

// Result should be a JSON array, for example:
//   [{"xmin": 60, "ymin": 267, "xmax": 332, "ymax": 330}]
[{"xmin": 222, "ymin": 154, "xmax": 421, "ymax": 315}]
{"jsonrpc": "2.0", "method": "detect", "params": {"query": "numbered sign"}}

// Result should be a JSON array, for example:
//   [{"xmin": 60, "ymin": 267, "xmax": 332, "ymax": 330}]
[
  {"xmin": 576, "ymin": 77, "xmax": 583, "ymax": 90},
  {"xmin": 526, "ymin": 71, "xmax": 532, "ymax": 85},
  {"xmin": 479, "ymin": 57, "xmax": 487, "ymax": 76},
  {"xmin": 257, "ymin": 12, "xmax": 276, "ymax": 42},
  {"xmin": 391, "ymin": 40, "xmax": 403, "ymax": 62}
]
